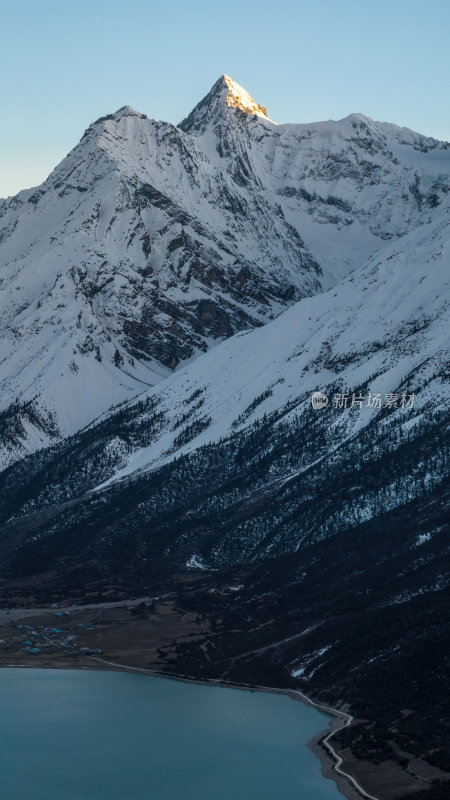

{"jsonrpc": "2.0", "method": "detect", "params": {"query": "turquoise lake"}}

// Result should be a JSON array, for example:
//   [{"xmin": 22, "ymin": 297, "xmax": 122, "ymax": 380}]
[{"xmin": 0, "ymin": 668, "xmax": 343, "ymax": 800}]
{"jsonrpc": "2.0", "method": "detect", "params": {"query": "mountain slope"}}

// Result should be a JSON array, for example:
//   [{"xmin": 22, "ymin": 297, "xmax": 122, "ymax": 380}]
[
  {"xmin": 0, "ymin": 189, "xmax": 448, "ymax": 551},
  {"xmin": 66, "ymin": 192, "xmax": 450, "ymax": 492}
]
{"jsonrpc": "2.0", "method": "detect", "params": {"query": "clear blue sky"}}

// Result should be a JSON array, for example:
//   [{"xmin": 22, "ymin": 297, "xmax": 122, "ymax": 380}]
[{"xmin": 1, "ymin": 0, "xmax": 449, "ymax": 197}]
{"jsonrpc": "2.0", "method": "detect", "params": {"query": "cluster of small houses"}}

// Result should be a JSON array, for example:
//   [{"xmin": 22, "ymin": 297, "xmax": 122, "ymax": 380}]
[{"xmin": 16, "ymin": 622, "xmax": 103, "ymax": 657}]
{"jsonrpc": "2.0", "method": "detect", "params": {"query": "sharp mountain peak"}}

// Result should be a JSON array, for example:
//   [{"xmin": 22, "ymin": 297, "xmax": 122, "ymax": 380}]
[
  {"xmin": 80, "ymin": 75, "xmax": 273, "ymax": 145},
  {"xmin": 179, "ymin": 74, "xmax": 275, "ymax": 133}
]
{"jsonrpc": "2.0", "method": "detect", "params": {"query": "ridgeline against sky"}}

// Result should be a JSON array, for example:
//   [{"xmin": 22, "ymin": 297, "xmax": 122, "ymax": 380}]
[{"xmin": 2, "ymin": 0, "xmax": 450, "ymax": 197}]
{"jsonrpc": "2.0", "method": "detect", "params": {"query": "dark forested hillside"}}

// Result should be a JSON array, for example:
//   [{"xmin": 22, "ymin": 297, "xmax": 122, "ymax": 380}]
[{"xmin": 3, "ymin": 417, "xmax": 447, "ymax": 796}]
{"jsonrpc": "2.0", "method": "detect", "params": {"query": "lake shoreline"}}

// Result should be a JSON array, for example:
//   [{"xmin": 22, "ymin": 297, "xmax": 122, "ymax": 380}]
[{"xmin": 1, "ymin": 657, "xmax": 371, "ymax": 800}]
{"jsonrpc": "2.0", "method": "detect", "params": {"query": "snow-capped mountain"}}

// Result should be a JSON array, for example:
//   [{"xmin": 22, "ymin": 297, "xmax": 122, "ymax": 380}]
[
  {"xmin": 181, "ymin": 76, "xmax": 449, "ymax": 285},
  {"xmin": 1, "ymin": 77, "xmax": 449, "ymax": 799},
  {"xmin": 88, "ymin": 196, "xmax": 450, "ymax": 492},
  {"xmin": 0, "ymin": 74, "xmax": 449, "ymax": 471}
]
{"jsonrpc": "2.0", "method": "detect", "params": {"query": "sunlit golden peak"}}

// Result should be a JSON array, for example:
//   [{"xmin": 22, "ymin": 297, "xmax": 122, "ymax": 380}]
[{"xmin": 222, "ymin": 75, "xmax": 274, "ymax": 122}]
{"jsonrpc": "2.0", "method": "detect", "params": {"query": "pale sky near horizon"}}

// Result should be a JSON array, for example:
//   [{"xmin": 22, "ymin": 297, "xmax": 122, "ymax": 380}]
[{"xmin": 1, "ymin": 0, "xmax": 449, "ymax": 198}]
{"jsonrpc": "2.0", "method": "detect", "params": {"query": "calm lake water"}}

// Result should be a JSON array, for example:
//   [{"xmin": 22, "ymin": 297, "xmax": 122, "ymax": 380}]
[{"xmin": 0, "ymin": 668, "xmax": 343, "ymax": 800}]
